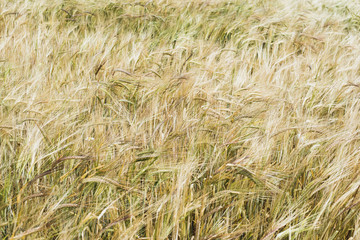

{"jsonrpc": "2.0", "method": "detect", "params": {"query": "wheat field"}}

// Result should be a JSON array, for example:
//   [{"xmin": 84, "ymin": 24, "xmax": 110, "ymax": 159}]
[{"xmin": 1, "ymin": 0, "xmax": 360, "ymax": 239}]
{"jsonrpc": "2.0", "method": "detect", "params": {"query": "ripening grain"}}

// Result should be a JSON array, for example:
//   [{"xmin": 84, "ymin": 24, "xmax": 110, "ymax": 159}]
[{"xmin": 1, "ymin": 0, "xmax": 360, "ymax": 239}]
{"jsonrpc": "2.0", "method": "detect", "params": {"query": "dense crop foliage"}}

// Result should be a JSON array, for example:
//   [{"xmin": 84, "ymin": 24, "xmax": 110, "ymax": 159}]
[{"xmin": 1, "ymin": 0, "xmax": 360, "ymax": 239}]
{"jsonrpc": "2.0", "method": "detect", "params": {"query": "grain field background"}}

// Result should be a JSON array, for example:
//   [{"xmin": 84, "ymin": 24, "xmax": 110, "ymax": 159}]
[{"xmin": 1, "ymin": 0, "xmax": 360, "ymax": 239}]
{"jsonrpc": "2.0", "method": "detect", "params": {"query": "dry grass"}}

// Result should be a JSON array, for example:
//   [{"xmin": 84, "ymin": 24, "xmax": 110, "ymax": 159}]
[{"xmin": 1, "ymin": 0, "xmax": 360, "ymax": 239}]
